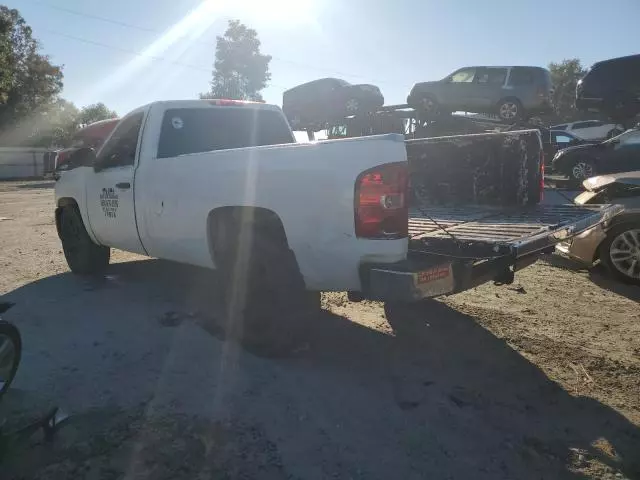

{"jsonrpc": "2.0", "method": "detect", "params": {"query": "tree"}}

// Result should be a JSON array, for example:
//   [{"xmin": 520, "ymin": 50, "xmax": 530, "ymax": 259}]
[
  {"xmin": 76, "ymin": 103, "xmax": 118, "ymax": 127},
  {"xmin": 25, "ymin": 100, "xmax": 118, "ymax": 147},
  {"xmin": 548, "ymin": 59, "xmax": 587, "ymax": 122},
  {"xmin": 0, "ymin": 6, "xmax": 63, "ymax": 142},
  {"xmin": 201, "ymin": 20, "xmax": 271, "ymax": 101},
  {"xmin": 29, "ymin": 98, "xmax": 79, "ymax": 147}
]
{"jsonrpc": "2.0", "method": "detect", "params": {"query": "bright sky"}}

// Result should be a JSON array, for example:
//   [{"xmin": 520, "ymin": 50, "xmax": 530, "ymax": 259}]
[{"xmin": 13, "ymin": 0, "xmax": 640, "ymax": 117}]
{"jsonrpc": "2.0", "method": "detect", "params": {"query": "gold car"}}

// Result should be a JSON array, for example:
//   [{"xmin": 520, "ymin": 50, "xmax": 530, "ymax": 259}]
[{"xmin": 556, "ymin": 172, "xmax": 640, "ymax": 284}]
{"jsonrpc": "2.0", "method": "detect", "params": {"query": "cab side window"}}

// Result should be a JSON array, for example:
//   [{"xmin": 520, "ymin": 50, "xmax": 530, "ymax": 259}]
[
  {"xmin": 95, "ymin": 113, "xmax": 144, "ymax": 170},
  {"xmin": 476, "ymin": 68, "xmax": 507, "ymax": 85}
]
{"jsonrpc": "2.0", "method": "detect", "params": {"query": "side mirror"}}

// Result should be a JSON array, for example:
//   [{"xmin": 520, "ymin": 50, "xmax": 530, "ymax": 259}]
[{"xmin": 70, "ymin": 147, "xmax": 96, "ymax": 167}]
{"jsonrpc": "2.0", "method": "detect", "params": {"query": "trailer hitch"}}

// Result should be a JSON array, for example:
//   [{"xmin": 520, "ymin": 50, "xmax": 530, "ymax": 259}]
[{"xmin": 493, "ymin": 268, "xmax": 515, "ymax": 286}]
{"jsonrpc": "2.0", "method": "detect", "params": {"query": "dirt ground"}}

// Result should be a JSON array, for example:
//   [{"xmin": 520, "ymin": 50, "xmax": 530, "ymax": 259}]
[{"xmin": 0, "ymin": 180, "xmax": 638, "ymax": 480}]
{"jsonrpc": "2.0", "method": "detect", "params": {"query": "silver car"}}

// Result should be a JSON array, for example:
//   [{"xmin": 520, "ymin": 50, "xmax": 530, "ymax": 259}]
[
  {"xmin": 556, "ymin": 171, "xmax": 640, "ymax": 284},
  {"xmin": 407, "ymin": 66, "xmax": 553, "ymax": 122}
]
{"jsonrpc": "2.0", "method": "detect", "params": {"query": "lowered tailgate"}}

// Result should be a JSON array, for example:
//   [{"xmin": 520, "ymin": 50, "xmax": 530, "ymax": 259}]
[
  {"xmin": 363, "ymin": 203, "xmax": 621, "ymax": 302},
  {"xmin": 408, "ymin": 203, "xmax": 623, "ymax": 259}
]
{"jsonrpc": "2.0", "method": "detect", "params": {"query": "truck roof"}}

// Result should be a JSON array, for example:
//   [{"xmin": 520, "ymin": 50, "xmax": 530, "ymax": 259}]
[{"xmin": 141, "ymin": 99, "xmax": 283, "ymax": 113}]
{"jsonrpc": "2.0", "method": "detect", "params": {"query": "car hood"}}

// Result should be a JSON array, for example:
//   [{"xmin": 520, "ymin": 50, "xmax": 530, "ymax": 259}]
[
  {"xmin": 583, "ymin": 171, "xmax": 640, "ymax": 192},
  {"xmin": 411, "ymin": 81, "xmax": 440, "ymax": 91},
  {"xmin": 556, "ymin": 143, "xmax": 598, "ymax": 156}
]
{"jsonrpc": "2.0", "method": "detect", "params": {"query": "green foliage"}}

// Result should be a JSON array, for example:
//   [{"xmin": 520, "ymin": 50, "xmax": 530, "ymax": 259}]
[
  {"xmin": 200, "ymin": 20, "xmax": 271, "ymax": 101},
  {"xmin": 27, "ymin": 101, "xmax": 119, "ymax": 148},
  {"xmin": 0, "ymin": 6, "xmax": 63, "ymax": 144},
  {"xmin": 548, "ymin": 58, "xmax": 588, "ymax": 122},
  {"xmin": 0, "ymin": 8, "xmax": 117, "ymax": 147},
  {"xmin": 76, "ymin": 103, "xmax": 118, "ymax": 127}
]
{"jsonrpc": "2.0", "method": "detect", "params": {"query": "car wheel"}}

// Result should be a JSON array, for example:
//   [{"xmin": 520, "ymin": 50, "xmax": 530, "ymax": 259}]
[
  {"xmin": 606, "ymin": 128, "xmax": 622, "ymax": 139},
  {"xmin": 345, "ymin": 98, "xmax": 362, "ymax": 116},
  {"xmin": 60, "ymin": 206, "xmax": 110, "ymax": 274},
  {"xmin": 569, "ymin": 159, "xmax": 596, "ymax": 186},
  {"xmin": 289, "ymin": 113, "xmax": 302, "ymax": 129},
  {"xmin": 0, "ymin": 321, "xmax": 21, "ymax": 399},
  {"xmin": 599, "ymin": 225, "xmax": 640, "ymax": 285},
  {"xmin": 497, "ymin": 98, "xmax": 523, "ymax": 122},
  {"xmin": 414, "ymin": 94, "xmax": 441, "ymax": 118}
]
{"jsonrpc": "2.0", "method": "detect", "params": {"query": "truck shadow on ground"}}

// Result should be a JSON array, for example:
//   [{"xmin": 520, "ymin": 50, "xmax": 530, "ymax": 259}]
[{"xmin": 4, "ymin": 259, "xmax": 640, "ymax": 480}]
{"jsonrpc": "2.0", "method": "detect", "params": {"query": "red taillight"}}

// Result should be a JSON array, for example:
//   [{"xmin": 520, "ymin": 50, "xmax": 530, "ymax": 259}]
[{"xmin": 355, "ymin": 162, "xmax": 408, "ymax": 239}]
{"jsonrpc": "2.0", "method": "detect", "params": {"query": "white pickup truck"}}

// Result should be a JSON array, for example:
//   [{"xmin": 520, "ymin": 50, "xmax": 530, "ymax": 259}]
[{"xmin": 54, "ymin": 99, "xmax": 619, "ymax": 349}]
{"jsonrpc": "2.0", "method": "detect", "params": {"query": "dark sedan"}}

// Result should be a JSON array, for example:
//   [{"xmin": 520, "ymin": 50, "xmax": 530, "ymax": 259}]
[
  {"xmin": 282, "ymin": 78, "xmax": 384, "ymax": 130},
  {"xmin": 552, "ymin": 128, "xmax": 640, "ymax": 186}
]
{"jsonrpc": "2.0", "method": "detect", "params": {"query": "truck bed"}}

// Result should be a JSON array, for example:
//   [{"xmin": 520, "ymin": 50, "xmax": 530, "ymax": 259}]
[{"xmin": 408, "ymin": 203, "xmax": 622, "ymax": 260}]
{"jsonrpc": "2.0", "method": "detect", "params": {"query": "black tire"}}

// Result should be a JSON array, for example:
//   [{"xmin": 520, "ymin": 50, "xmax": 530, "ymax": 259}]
[
  {"xmin": 60, "ymin": 206, "xmax": 110, "ymax": 274},
  {"xmin": 599, "ymin": 224, "xmax": 640, "ymax": 285},
  {"xmin": 567, "ymin": 158, "xmax": 596, "ymax": 188},
  {"xmin": 383, "ymin": 299, "xmax": 439, "ymax": 337},
  {"xmin": 0, "ymin": 320, "xmax": 22, "ymax": 399},
  {"xmin": 497, "ymin": 98, "xmax": 524, "ymax": 123},
  {"xmin": 288, "ymin": 112, "xmax": 303, "ymax": 130},
  {"xmin": 212, "ymin": 216, "xmax": 320, "ymax": 356},
  {"xmin": 414, "ymin": 94, "xmax": 441, "ymax": 119},
  {"xmin": 345, "ymin": 98, "xmax": 360, "ymax": 115},
  {"xmin": 606, "ymin": 129, "xmax": 617, "ymax": 139}
]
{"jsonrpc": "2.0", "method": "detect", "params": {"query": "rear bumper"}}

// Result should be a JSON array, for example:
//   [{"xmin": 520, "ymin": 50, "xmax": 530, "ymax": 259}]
[{"xmin": 360, "ymin": 252, "xmax": 540, "ymax": 302}]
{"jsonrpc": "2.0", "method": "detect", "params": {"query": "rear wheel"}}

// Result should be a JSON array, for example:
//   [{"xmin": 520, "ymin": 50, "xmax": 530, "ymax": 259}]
[
  {"xmin": 0, "ymin": 321, "xmax": 21, "ymax": 399},
  {"xmin": 383, "ymin": 299, "xmax": 440, "ymax": 337},
  {"xmin": 212, "ymin": 215, "xmax": 320, "ymax": 355},
  {"xmin": 599, "ymin": 225, "xmax": 640, "ymax": 285},
  {"xmin": 345, "ymin": 98, "xmax": 360, "ymax": 115},
  {"xmin": 568, "ymin": 159, "xmax": 596, "ymax": 187},
  {"xmin": 289, "ymin": 113, "xmax": 302, "ymax": 129},
  {"xmin": 497, "ymin": 98, "xmax": 523, "ymax": 122},
  {"xmin": 414, "ymin": 94, "xmax": 441, "ymax": 119},
  {"xmin": 0, "ymin": 321, "xmax": 22, "ymax": 397},
  {"xmin": 606, "ymin": 127, "xmax": 623, "ymax": 139},
  {"xmin": 60, "ymin": 206, "xmax": 110, "ymax": 274}
]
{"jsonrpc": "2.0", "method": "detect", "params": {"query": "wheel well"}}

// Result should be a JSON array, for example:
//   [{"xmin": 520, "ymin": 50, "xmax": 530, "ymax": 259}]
[
  {"xmin": 206, "ymin": 206, "xmax": 288, "ymax": 266},
  {"xmin": 497, "ymin": 96, "xmax": 522, "ymax": 106},
  {"xmin": 55, "ymin": 197, "xmax": 79, "ymax": 237},
  {"xmin": 594, "ymin": 217, "xmax": 640, "ymax": 262}
]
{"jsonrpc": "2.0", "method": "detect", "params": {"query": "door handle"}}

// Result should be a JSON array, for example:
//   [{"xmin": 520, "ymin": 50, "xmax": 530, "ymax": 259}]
[{"xmin": 116, "ymin": 182, "xmax": 131, "ymax": 190}]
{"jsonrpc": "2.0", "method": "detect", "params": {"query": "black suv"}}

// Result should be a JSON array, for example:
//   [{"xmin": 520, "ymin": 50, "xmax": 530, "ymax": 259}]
[{"xmin": 576, "ymin": 54, "xmax": 640, "ymax": 123}]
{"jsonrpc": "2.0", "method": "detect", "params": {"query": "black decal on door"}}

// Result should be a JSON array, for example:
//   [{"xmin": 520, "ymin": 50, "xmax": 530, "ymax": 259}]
[{"xmin": 100, "ymin": 187, "xmax": 119, "ymax": 218}]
